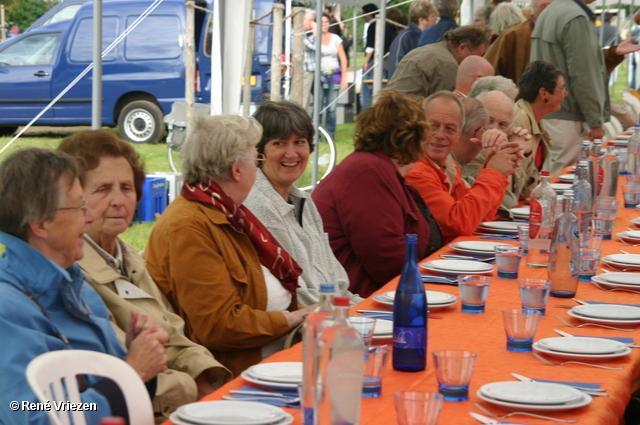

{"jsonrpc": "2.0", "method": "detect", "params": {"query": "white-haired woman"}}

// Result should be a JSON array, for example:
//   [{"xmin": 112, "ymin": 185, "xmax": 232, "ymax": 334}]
[
  {"xmin": 145, "ymin": 114, "xmax": 314, "ymax": 377},
  {"xmin": 489, "ymin": 3, "xmax": 524, "ymax": 43}
]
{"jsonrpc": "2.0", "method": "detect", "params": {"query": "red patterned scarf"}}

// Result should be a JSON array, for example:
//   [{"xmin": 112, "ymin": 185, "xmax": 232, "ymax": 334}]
[{"xmin": 181, "ymin": 181, "xmax": 301, "ymax": 296}]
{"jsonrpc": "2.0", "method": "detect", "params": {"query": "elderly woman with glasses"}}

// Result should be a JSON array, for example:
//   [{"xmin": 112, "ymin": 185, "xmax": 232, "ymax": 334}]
[
  {"xmin": 0, "ymin": 148, "xmax": 168, "ymax": 425},
  {"xmin": 243, "ymin": 101, "xmax": 363, "ymax": 306},
  {"xmin": 58, "ymin": 130, "xmax": 232, "ymax": 419},
  {"xmin": 145, "ymin": 114, "xmax": 314, "ymax": 376}
]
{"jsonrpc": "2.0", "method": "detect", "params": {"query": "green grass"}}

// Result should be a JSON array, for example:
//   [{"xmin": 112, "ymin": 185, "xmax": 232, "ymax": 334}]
[{"xmin": 0, "ymin": 123, "xmax": 356, "ymax": 252}]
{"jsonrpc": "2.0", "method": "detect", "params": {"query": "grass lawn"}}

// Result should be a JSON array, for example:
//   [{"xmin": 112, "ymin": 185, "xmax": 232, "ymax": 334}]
[{"xmin": 0, "ymin": 122, "xmax": 357, "ymax": 252}]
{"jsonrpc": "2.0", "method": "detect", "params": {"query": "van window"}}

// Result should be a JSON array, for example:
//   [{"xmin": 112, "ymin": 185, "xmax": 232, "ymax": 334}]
[
  {"xmin": 125, "ymin": 15, "xmax": 182, "ymax": 60},
  {"xmin": 0, "ymin": 32, "xmax": 60, "ymax": 66},
  {"xmin": 69, "ymin": 17, "xmax": 118, "ymax": 62},
  {"xmin": 43, "ymin": 4, "xmax": 83, "ymax": 26}
]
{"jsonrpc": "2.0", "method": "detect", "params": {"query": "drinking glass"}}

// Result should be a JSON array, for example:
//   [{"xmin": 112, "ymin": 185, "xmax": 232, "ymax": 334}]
[
  {"xmin": 622, "ymin": 183, "xmax": 640, "ymax": 208},
  {"xmin": 394, "ymin": 391, "xmax": 443, "ymax": 425},
  {"xmin": 432, "ymin": 350, "xmax": 477, "ymax": 402},
  {"xmin": 457, "ymin": 275, "xmax": 491, "ymax": 313},
  {"xmin": 502, "ymin": 309, "xmax": 541, "ymax": 352},
  {"xmin": 518, "ymin": 278, "xmax": 551, "ymax": 315},
  {"xmin": 592, "ymin": 211, "xmax": 617, "ymax": 240},
  {"xmin": 362, "ymin": 346, "xmax": 389, "ymax": 397},
  {"xmin": 579, "ymin": 248, "xmax": 602, "ymax": 281},
  {"xmin": 494, "ymin": 245, "xmax": 524, "ymax": 279},
  {"xmin": 517, "ymin": 225, "xmax": 529, "ymax": 255},
  {"xmin": 348, "ymin": 316, "xmax": 376, "ymax": 347}
]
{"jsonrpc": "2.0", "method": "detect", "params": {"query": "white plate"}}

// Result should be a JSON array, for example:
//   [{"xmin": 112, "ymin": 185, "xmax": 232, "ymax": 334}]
[
  {"xmin": 376, "ymin": 290, "xmax": 457, "ymax": 305},
  {"xmin": 596, "ymin": 272, "xmax": 640, "ymax": 285},
  {"xmin": 479, "ymin": 381, "xmax": 584, "ymax": 405},
  {"xmin": 176, "ymin": 401, "xmax": 286, "ymax": 425},
  {"xmin": 572, "ymin": 304, "xmax": 640, "ymax": 320},
  {"xmin": 631, "ymin": 217, "xmax": 640, "ymax": 227},
  {"xmin": 373, "ymin": 318, "xmax": 393, "ymax": 336},
  {"xmin": 556, "ymin": 174, "xmax": 575, "ymax": 183},
  {"xmin": 372, "ymin": 293, "xmax": 457, "ymax": 311},
  {"xmin": 246, "ymin": 362, "xmax": 302, "ymax": 384},
  {"xmin": 617, "ymin": 231, "xmax": 640, "ymax": 241},
  {"xmin": 479, "ymin": 221, "xmax": 524, "ymax": 231},
  {"xmin": 170, "ymin": 412, "xmax": 294, "ymax": 425},
  {"xmin": 550, "ymin": 183, "xmax": 572, "ymax": 193},
  {"xmin": 476, "ymin": 387, "xmax": 592, "ymax": 412},
  {"xmin": 509, "ymin": 207, "xmax": 530, "ymax": 218},
  {"xmin": 567, "ymin": 165, "xmax": 576, "ymax": 172},
  {"xmin": 240, "ymin": 371, "xmax": 299, "ymax": 390},
  {"xmin": 603, "ymin": 254, "xmax": 640, "ymax": 266},
  {"xmin": 532, "ymin": 341, "xmax": 632, "ymax": 361},
  {"xmin": 422, "ymin": 260, "xmax": 493, "ymax": 273},
  {"xmin": 450, "ymin": 241, "xmax": 504, "ymax": 255},
  {"xmin": 567, "ymin": 309, "xmax": 640, "ymax": 326},
  {"xmin": 537, "ymin": 336, "xmax": 627, "ymax": 354}
]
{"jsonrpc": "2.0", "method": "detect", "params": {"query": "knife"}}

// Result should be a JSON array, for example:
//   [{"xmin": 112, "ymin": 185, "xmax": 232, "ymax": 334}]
[
  {"xmin": 469, "ymin": 412, "xmax": 532, "ymax": 425},
  {"xmin": 510, "ymin": 373, "xmax": 606, "ymax": 393}
]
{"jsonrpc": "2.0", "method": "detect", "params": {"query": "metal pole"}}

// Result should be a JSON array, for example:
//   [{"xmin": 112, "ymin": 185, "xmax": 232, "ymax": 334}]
[
  {"xmin": 312, "ymin": 0, "xmax": 323, "ymax": 189},
  {"xmin": 91, "ymin": 0, "xmax": 102, "ymax": 129},
  {"xmin": 352, "ymin": 2, "xmax": 357, "ymax": 113},
  {"xmin": 185, "ymin": 1, "xmax": 195, "ymax": 138},
  {"xmin": 271, "ymin": 3, "xmax": 285, "ymax": 101},
  {"xmin": 600, "ymin": 0, "xmax": 605, "ymax": 47},
  {"xmin": 210, "ymin": 0, "xmax": 221, "ymax": 115},
  {"xmin": 291, "ymin": 7, "xmax": 304, "ymax": 105},
  {"xmin": 284, "ymin": 0, "xmax": 292, "ymax": 100},
  {"xmin": 242, "ymin": 24, "xmax": 255, "ymax": 117},
  {"xmin": 1, "ymin": 5, "xmax": 5, "ymax": 43},
  {"xmin": 372, "ymin": 2, "xmax": 386, "ymax": 96},
  {"xmin": 469, "ymin": 0, "xmax": 474, "ymax": 26}
]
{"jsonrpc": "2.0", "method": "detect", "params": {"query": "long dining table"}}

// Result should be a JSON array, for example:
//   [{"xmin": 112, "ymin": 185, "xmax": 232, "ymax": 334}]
[{"xmin": 166, "ymin": 175, "xmax": 640, "ymax": 425}]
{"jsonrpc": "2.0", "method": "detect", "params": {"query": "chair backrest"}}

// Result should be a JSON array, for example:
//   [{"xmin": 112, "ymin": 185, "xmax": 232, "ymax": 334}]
[
  {"xmin": 609, "ymin": 115, "xmax": 623, "ymax": 134},
  {"xmin": 26, "ymin": 350, "xmax": 154, "ymax": 425},
  {"xmin": 603, "ymin": 121, "xmax": 617, "ymax": 141},
  {"xmin": 623, "ymin": 91, "xmax": 640, "ymax": 119}
]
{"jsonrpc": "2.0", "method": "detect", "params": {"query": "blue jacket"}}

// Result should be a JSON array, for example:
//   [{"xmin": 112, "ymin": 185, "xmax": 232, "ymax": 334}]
[
  {"xmin": 388, "ymin": 22, "xmax": 421, "ymax": 78},
  {"xmin": 0, "ymin": 232, "xmax": 127, "ymax": 425},
  {"xmin": 418, "ymin": 18, "xmax": 458, "ymax": 47}
]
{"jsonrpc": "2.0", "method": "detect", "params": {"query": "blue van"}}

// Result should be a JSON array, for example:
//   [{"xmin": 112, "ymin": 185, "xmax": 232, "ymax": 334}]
[{"xmin": 0, "ymin": 0, "xmax": 276, "ymax": 143}]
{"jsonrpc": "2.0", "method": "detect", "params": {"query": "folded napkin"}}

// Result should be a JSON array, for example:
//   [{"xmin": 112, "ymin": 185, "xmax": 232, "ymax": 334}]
[
  {"xmin": 583, "ymin": 300, "xmax": 640, "ymax": 308},
  {"xmin": 529, "ymin": 378, "xmax": 602, "ymax": 390},
  {"xmin": 359, "ymin": 311, "xmax": 394, "ymax": 321},
  {"xmin": 226, "ymin": 385, "xmax": 300, "ymax": 407},
  {"xmin": 569, "ymin": 335, "xmax": 635, "ymax": 344}
]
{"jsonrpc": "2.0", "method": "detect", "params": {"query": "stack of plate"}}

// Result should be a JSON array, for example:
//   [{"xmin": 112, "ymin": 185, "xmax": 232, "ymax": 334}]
[
  {"xmin": 509, "ymin": 206, "xmax": 530, "ymax": 220},
  {"xmin": 556, "ymin": 173, "xmax": 575, "ymax": 183},
  {"xmin": 421, "ymin": 259, "xmax": 494, "ymax": 276},
  {"xmin": 602, "ymin": 254, "xmax": 640, "ymax": 271},
  {"xmin": 477, "ymin": 221, "xmax": 524, "ymax": 234},
  {"xmin": 240, "ymin": 362, "xmax": 302, "ymax": 391},
  {"xmin": 449, "ymin": 241, "xmax": 505, "ymax": 257},
  {"xmin": 616, "ymin": 230, "xmax": 640, "ymax": 244},
  {"xmin": 550, "ymin": 183, "xmax": 572, "ymax": 193},
  {"xmin": 477, "ymin": 381, "xmax": 592, "ymax": 412},
  {"xmin": 372, "ymin": 290, "xmax": 457, "ymax": 311},
  {"xmin": 631, "ymin": 217, "xmax": 640, "ymax": 228},
  {"xmin": 567, "ymin": 303, "xmax": 640, "ymax": 327},
  {"xmin": 532, "ymin": 336, "xmax": 631, "ymax": 361},
  {"xmin": 170, "ymin": 401, "xmax": 293, "ymax": 425},
  {"xmin": 592, "ymin": 272, "xmax": 640, "ymax": 290}
]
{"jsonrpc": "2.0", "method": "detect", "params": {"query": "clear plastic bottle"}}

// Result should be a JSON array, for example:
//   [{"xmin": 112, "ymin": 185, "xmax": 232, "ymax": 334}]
[
  {"xmin": 301, "ymin": 283, "xmax": 335, "ymax": 425},
  {"xmin": 597, "ymin": 145, "xmax": 620, "ymax": 199},
  {"xmin": 571, "ymin": 161, "xmax": 593, "ymax": 237},
  {"xmin": 592, "ymin": 139, "xmax": 604, "ymax": 197},
  {"xmin": 629, "ymin": 123, "xmax": 640, "ymax": 182},
  {"xmin": 392, "ymin": 234, "xmax": 427, "ymax": 372},
  {"xmin": 316, "ymin": 297, "xmax": 364, "ymax": 425},
  {"xmin": 527, "ymin": 171, "xmax": 557, "ymax": 267},
  {"xmin": 548, "ymin": 192, "xmax": 580, "ymax": 298},
  {"xmin": 575, "ymin": 141, "xmax": 595, "ymax": 193}
]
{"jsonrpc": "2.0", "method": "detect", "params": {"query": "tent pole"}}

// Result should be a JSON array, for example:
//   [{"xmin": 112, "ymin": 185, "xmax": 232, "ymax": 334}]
[
  {"xmin": 312, "ymin": 0, "xmax": 323, "ymax": 190},
  {"xmin": 372, "ymin": 0, "xmax": 386, "ymax": 97},
  {"xmin": 92, "ymin": 0, "xmax": 102, "ymax": 129}
]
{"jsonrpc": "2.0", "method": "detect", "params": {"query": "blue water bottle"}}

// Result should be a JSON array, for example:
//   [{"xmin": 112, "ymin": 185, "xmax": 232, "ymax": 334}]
[{"xmin": 393, "ymin": 234, "xmax": 427, "ymax": 371}]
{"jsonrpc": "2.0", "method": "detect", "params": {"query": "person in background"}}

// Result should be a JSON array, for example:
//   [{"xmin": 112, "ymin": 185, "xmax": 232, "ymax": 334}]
[
  {"xmin": 406, "ymin": 91, "xmax": 521, "ymax": 242},
  {"xmin": 145, "ymin": 114, "xmax": 314, "ymax": 376},
  {"xmin": 597, "ymin": 13, "xmax": 620, "ymax": 47},
  {"xmin": 388, "ymin": 0, "xmax": 438, "ymax": 78},
  {"xmin": 313, "ymin": 89, "xmax": 443, "ymax": 298},
  {"xmin": 387, "ymin": 8, "xmax": 409, "ymax": 41},
  {"xmin": 302, "ymin": 9, "xmax": 317, "ymax": 112},
  {"xmin": 360, "ymin": 3, "xmax": 394, "ymax": 110},
  {"xmin": 418, "ymin": 0, "xmax": 459, "ymax": 46},
  {"xmin": 468, "ymin": 75, "xmax": 518, "ymax": 100},
  {"xmin": 488, "ymin": 2, "xmax": 524, "ymax": 43},
  {"xmin": 521, "ymin": 6, "xmax": 533, "ymax": 19},
  {"xmin": 58, "ymin": 130, "xmax": 233, "ymax": 420},
  {"xmin": 453, "ymin": 56, "xmax": 495, "ymax": 98},
  {"xmin": 244, "ymin": 101, "xmax": 363, "ymax": 306},
  {"xmin": 0, "ymin": 148, "xmax": 168, "ymax": 425},
  {"xmin": 473, "ymin": 5, "xmax": 494, "ymax": 40}
]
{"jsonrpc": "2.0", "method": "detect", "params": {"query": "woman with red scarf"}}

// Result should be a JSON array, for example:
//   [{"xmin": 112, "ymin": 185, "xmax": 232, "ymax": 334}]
[{"xmin": 145, "ymin": 114, "xmax": 314, "ymax": 376}]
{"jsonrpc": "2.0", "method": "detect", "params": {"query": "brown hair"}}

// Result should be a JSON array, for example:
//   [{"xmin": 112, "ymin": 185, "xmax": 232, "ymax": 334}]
[
  {"xmin": 442, "ymin": 25, "xmax": 488, "ymax": 50},
  {"xmin": 58, "ymin": 130, "xmax": 146, "ymax": 202},
  {"xmin": 253, "ymin": 101, "xmax": 315, "ymax": 154},
  {"xmin": 410, "ymin": 0, "xmax": 436, "ymax": 24},
  {"xmin": 354, "ymin": 89, "xmax": 429, "ymax": 166}
]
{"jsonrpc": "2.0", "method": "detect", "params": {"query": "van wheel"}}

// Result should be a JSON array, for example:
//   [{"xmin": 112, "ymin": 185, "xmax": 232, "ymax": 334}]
[
  {"xmin": 0, "ymin": 126, "xmax": 18, "ymax": 136},
  {"xmin": 118, "ymin": 100, "xmax": 164, "ymax": 144}
]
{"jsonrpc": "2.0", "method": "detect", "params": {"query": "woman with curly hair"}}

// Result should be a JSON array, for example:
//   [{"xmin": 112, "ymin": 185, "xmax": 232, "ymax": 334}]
[{"xmin": 312, "ymin": 89, "xmax": 443, "ymax": 297}]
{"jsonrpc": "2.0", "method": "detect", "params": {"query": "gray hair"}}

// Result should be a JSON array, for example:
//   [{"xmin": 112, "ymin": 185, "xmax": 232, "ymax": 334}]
[
  {"xmin": 474, "ymin": 5, "xmax": 494, "ymax": 27},
  {"xmin": 469, "ymin": 76, "xmax": 518, "ymax": 100},
  {"xmin": 435, "ymin": 0, "xmax": 458, "ymax": 19},
  {"xmin": 180, "ymin": 114, "xmax": 263, "ymax": 184},
  {"xmin": 489, "ymin": 3, "xmax": 524, "ymax": 36},
  {"xmin": 423, "ymin": 90, "xmax": 466, "ymax": 131},
  {"xmin": 0, "ymin": 148, "xmax": 78, "ymax": 241},
  {"xmin": 461, "ymin": 97, "xmax": 489, "ymax": 136}
]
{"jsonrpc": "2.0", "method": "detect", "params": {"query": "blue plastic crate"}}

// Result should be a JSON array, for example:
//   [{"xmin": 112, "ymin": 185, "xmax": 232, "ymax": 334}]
[{"xmin": 135, "ymin": 176, "xmax": 167, "ymax": 222}]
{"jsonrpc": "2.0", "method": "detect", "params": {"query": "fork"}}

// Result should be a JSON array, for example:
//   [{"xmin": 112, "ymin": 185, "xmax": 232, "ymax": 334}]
[
  {"xmin": 474, "ymin": 403, "xmax": 578, "ymax": 423},
  {"xmin": 556, "ymin": 315, "xmax": 636, "ymax": 331},
  {"xmin": 532, "ymin": 352, "xmax": 623, "ymax": 370},
  {"xmin": 591, "ymin": 280, "xmax": 640, "ymax": 295}
]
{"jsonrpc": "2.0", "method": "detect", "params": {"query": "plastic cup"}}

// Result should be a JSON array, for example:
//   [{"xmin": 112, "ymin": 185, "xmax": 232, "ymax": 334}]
[
  {"xmin": 579, "ymin": 248, "xmax": 602, "ymax": 281},
  {"xmin": 622, "ymin": 184, "xmax": 640, "ymax": 208},
  {"xmin": 518, "ymin": 278, "xmax": 551, "ymax": 315},
  {"xmin": 432, "ymin": 350, "xmax": 477, "ymax": 401},
  {"xmin": 592, "ymin": 211, "xmax": 617, "ymax": 240},
  {"xmin": 457, "ymin": 275, "xmax": 491, "ymax": 313},
  {"xmin": 494, "ymin": 245, "xmax": 524, "ymax": 279},
  {"xmin": 517, "ymin": 225, "xmax": 529, "ymax": 255},
  {"xmin": 502, "ymin": 309, "xmax": 541, "ymax": 352},
  {"xmin": 348, "ymin": 316, "xmax": 376, "ymax": 347},
  {"xmin": 362, "ymin": 345, "xmax": 389, "ymax": 398},
  {"xmin": 394, "ymin": 391, "xmax": 444, "ymax": 425}
]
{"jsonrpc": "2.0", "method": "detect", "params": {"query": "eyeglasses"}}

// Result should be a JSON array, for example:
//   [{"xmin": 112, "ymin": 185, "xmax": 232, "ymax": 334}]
[
  {"xmin": 58, "ymin": 199, "xmax": 89, "ymax": 214},
  {"xmin": 255, "ymin": 153, "xmax": 266, "ymax": 167}
]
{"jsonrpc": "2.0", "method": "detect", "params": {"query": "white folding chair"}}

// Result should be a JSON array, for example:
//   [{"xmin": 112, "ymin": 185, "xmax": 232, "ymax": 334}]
[
  {"xmin": 623, "ymin": 90, "xmax": 640, "ymax": 120},
  {"xmin": 603, "ymin": 121, "xmax": 617, "ymax": 141},
  {"xmin": 26, "ymin": 350, "xmax": 154, "ymax": 425},
  {"xmin": 609, "ymin": 115, "xmax": 623, "ymax": 135}
]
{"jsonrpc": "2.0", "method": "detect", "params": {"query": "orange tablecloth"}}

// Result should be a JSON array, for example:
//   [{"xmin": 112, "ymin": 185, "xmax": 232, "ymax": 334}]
[{"xmin": 167, "ymin": 176, "xmax": 640, "ymax": 425}]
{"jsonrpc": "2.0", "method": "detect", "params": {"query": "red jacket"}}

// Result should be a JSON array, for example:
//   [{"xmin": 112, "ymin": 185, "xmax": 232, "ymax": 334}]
[{"xmin": 406, "ymin": 156, "xmax": 508, "ymax": 242}]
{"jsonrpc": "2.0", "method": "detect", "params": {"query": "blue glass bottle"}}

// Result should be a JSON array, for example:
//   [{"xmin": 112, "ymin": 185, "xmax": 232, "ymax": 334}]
[{"xmin": 392, "ymin": 234, "xmax": 427, "ymax": 372}]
